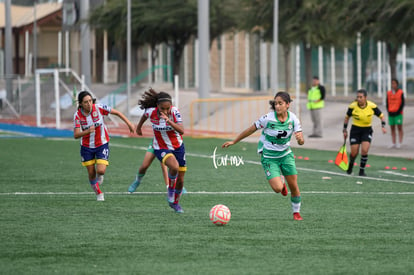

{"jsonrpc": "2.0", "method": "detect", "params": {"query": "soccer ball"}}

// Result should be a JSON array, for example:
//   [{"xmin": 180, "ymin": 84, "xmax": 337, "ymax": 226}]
[{"xmin": 209, "ymin": 204, "xmax": 231, "ymax": 226}]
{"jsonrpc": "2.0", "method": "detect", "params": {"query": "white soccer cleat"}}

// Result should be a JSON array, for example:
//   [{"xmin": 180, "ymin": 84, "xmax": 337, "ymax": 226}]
[{"xmin": 96, "ymin": 193, "xmax": 105, "ymax": 201}]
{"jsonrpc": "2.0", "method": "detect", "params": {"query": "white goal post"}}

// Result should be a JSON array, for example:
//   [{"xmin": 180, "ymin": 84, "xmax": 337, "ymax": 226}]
[{"xmin": 35, "ymin": 68, "xmax": 90, "ymax": 129}]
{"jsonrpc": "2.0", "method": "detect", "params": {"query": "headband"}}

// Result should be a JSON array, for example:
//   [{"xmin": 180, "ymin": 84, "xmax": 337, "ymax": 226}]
[{"xmin": 157, "ymin": 97, "xmax": 172, "ymax": 104}]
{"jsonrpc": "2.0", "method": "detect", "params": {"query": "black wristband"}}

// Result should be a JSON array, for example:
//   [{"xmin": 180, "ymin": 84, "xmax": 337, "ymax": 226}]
[
  {"xmin": 343, "ymin": 123, "xmax": 348, "ymax": 130},
  {"xmin": 381, "ymin": 121, "xmax": 386, "ymax": 127}
]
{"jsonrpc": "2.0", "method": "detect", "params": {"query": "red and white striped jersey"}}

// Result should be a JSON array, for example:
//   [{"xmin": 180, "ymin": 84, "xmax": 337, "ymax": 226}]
[
  {"xmin": 144, "ymin": 106, "xmax": 183, "ymax": 150},
  {"xmin": 73, "ymin": 104, "xmax": 111, "ymax": 148}
]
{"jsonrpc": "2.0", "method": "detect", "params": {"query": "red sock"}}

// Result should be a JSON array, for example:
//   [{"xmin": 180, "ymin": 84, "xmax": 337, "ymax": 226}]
[
  {"xmin": 90, "ymin": 178, "xmax": 102, "ymax": 194},
  {"xmin": 168, "ymin": 174, "xmax": 177, "ymax": 189},
  {"xmin": 91, "ymin": 183, "xmax": 102, "ymax": 194},
  {"xmin": 174, "ymin": 189, "xmax": 182, "ymax": 204}
]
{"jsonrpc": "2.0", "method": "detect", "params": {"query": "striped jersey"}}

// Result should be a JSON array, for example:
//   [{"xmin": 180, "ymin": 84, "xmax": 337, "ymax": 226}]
[
  {"xmin": 144, "ymin": 106, "xmax": 183, "ymax": 150},
  {"xmin": 254, "ymin": 111, "xmax": 302, "ymax": 158},
  {"xmin": 73, "ymin": 103, "xmax": 111, "ymax": 148}
]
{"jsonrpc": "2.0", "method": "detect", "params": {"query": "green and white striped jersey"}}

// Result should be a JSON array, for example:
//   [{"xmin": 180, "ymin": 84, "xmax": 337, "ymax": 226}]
[{"xmin": 254, "ymin": 111, "xmax": 302, "ymax": 158}]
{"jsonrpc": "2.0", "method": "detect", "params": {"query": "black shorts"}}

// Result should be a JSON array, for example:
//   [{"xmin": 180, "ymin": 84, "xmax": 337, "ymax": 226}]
[{"xmin": 349, "ymin": 125, "xmax": 373, "ymax": 145}]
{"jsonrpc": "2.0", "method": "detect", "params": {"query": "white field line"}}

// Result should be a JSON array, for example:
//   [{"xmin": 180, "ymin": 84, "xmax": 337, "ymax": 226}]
[
  {"xmin": 112, "ymin": 143, "xmax": 414, "ymax": 185},
  {"xmin": 0, "ymin": 131, "xmax": 40, "ymax": 137},
  {"xmin": 380, "ymin": 170, "xmax": 414, "ymax": 178},
  {"xmin": 1, "ymin": 191, "xmax": 414, "ymax": 196},
  {"xmin": 50, "ymin": 141, "xmax": 414, "ymax": 185}
]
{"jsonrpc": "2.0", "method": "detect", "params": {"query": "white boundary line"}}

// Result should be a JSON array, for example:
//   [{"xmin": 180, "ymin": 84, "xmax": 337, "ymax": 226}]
[
  {"xmin": 243, "ymin": 160, "xmax": 414, "ymax": 184},
  {"xmin": 1, "ymin": 191, "xmax": 414, "ymax": 196},
  {"xmin": 0, "ymin": 130, "xmax": 40, "ymax": 137},
  {"xmin": 111, "ymin": 143, "xmax": 414, "ymax": 185},
  {"xmin": 380, "ymin": 170, "xmax": 414, "ymax": 178},
  {"xmin": 45, "ymin": 141, "xmax": 414, "ymax": 185}
]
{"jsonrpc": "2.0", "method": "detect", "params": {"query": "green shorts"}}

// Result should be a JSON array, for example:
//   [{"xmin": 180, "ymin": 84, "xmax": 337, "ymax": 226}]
[
  {"xmin": 388, "ymin": 114, "xmax": 403, "ymax": 126},
  {"xmin": 147, "ymin": 142, "xmax": 155, "ymax": 154},
  {"xmin": 261, "ymin": 152, "xmax": 297, "ymax": 180}
]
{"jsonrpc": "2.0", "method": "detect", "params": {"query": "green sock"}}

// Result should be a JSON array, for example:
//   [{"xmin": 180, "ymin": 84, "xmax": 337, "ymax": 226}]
[{"xmin": 136, "ymin": 173, "xmax": 145, "ymax": 183}]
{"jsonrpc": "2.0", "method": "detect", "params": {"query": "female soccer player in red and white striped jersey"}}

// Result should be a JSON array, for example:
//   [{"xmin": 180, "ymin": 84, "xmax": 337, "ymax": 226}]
[
  {"xmin": 74, "ymin": 91, "xmax": 134, "ymax": 201},
  {"xmin": 129, "ymin": 88, "xmax": 187, "ymax": 213}
]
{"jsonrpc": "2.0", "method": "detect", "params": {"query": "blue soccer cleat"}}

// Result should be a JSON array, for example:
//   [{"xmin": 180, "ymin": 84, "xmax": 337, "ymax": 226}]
[
  {"xmin": 169, "ymin": 202, "xmax": 184, "ymax": 213},
  {"xmin": 128, "ymin": 178, "xmax": 141, "ymax": 193}
]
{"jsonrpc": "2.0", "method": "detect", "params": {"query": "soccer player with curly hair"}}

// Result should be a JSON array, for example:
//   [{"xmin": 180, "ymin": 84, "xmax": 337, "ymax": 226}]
[{"xmin": 128, "ymin": 88, "xmax": 187, "ymax": 213}]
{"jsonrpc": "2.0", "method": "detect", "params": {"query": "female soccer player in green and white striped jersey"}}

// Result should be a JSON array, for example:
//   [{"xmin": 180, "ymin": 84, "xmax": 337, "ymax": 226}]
[{"xmin": 222, "ymin": 91, "xmax": 305, "ymax": 221}]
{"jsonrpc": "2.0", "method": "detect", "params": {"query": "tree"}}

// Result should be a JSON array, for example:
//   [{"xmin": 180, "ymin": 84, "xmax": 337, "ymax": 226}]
[
  {"xmin": 371, "ymin": 0, "xmax": 414, "ymax": 80},
  {"xmin": 89, "ymin": 0, "xmax": 194, "ymax": 79},
  {"xmin": 238, "ymin": 0, "xmax": 297, "ymax": 91},
  {"xmin": 240, "ymin": 0, "xmax": 346, "ymax": 90},
  {"xmin": 89, "ymin": 0, "xmax": 240, "ymax": 80},
  {"xmin": 335, "ymin": 0, "xmax": 414, "ymax": 92}
]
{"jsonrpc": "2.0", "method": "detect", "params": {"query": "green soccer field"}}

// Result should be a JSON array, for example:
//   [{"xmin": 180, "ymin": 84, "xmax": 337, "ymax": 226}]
[{"xmin": 0, "ymin": 137, "xmax": 413, "ymax": 274}]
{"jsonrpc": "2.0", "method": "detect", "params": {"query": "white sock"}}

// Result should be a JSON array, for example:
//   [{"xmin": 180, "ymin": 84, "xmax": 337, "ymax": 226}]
[
  {"xmin": 97, "ymin": 174, "xmax": 104, "ymax": 185},
  {"xmin": 291, "ymin": 196, "xmax": 301, "ymax": 213},
  {"xmin": 292, "ymin": 202, "xmax": 301, "ymax": 213}
]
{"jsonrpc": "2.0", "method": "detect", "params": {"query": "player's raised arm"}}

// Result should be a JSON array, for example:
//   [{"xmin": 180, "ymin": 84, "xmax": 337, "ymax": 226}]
[
  {"xmin": 110, "ymin": 108, "xmax": 135, "ymax": 133},
  {"xmin": 222, "ymin": 124, "xmax": 257, "ymax": 148},
  {"xmin": 135, "ymin": 115, "xmax": 148, "ymax": 136}
]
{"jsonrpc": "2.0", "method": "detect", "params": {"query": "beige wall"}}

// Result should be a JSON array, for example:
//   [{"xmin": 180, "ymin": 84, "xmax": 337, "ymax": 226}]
[{"xmin": 210, "ymin": 32, "xmax": 258, "ymax": 92}]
